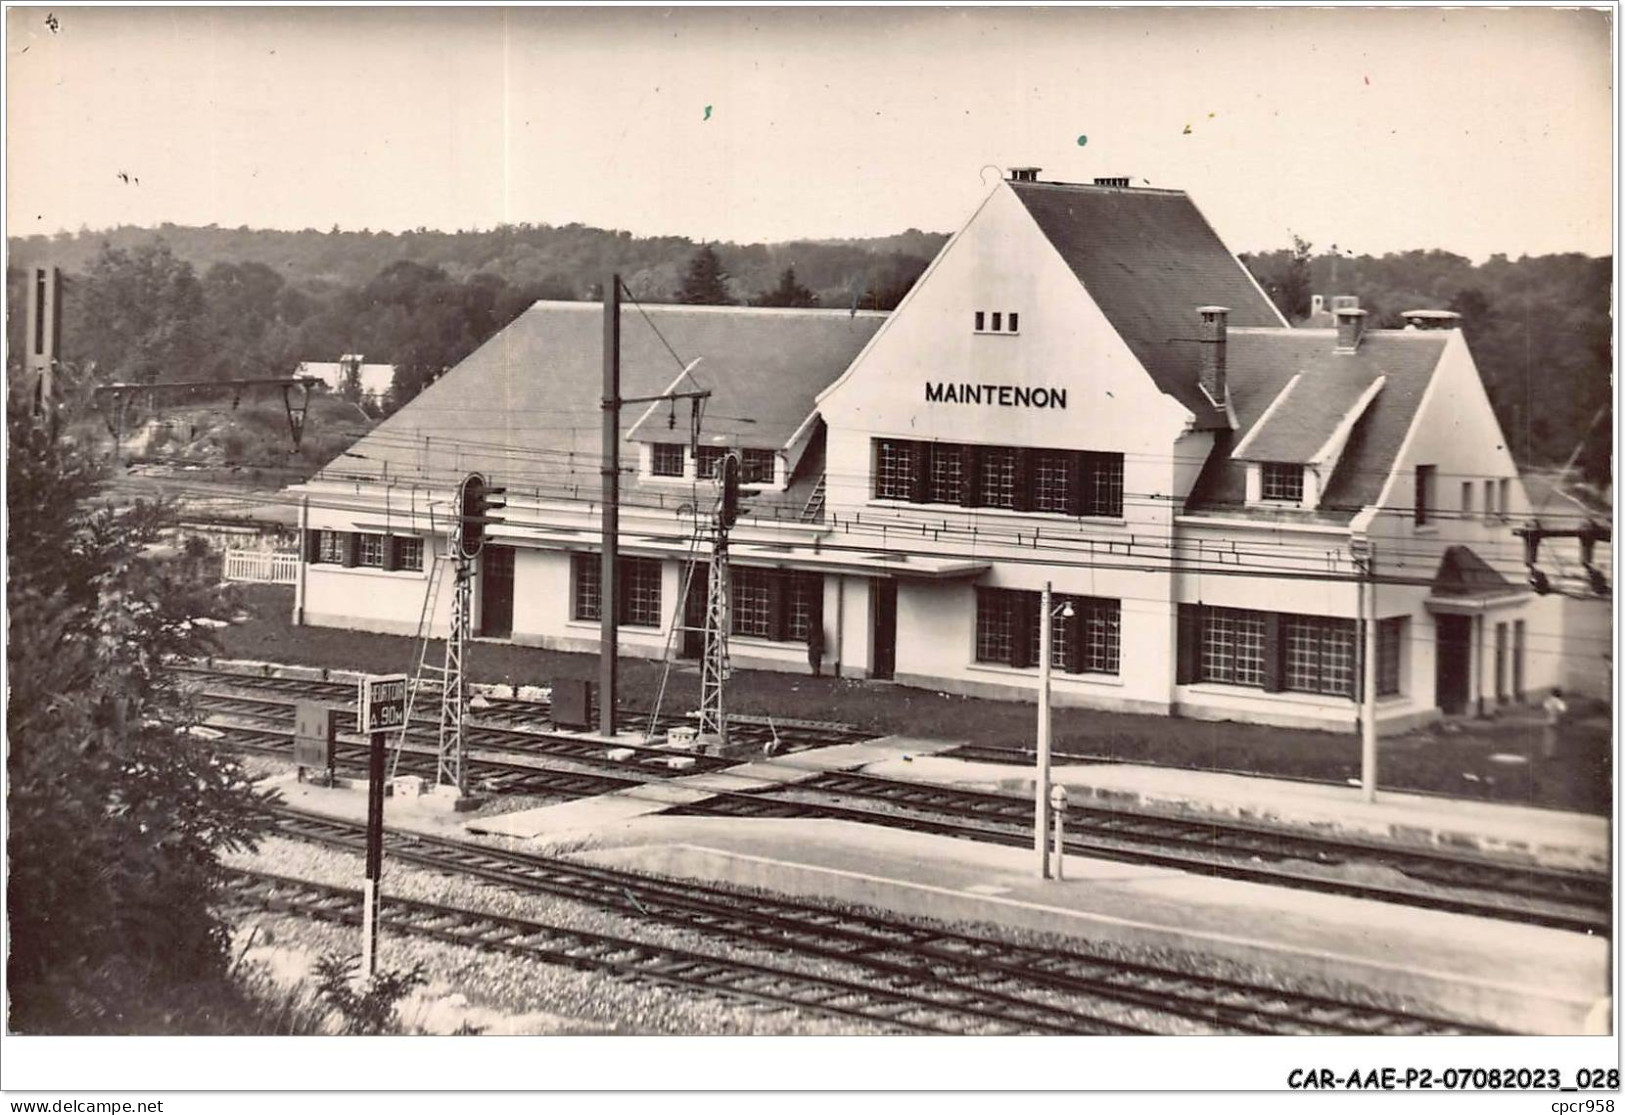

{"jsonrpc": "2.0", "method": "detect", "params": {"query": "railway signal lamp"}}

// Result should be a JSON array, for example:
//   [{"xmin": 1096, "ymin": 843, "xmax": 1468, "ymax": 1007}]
[
  {"xmin": 458, "ymin": 472, "xmax": 507, "ymax": 559},
  {"xmin": 719, "ymin": 453, "xmax": 742, "ymax": 529}
]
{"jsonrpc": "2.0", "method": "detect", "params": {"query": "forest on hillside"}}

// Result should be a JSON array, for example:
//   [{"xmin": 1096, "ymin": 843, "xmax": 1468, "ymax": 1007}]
[{"xmin": 6, "ymin": 222, "xmax": 1612, "ymax": 485}]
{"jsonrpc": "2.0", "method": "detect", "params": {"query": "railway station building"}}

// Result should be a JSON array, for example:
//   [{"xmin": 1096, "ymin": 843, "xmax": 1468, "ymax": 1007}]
[{"xmin": 289, "ymin": 169, "xmax": 1562, "ymax": 735}]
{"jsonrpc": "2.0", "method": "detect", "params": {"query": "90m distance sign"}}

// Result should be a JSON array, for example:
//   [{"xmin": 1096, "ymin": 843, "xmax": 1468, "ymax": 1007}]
[{"xmin": 359, "ymin": 674, "xmax": 408, "ymax": 734}]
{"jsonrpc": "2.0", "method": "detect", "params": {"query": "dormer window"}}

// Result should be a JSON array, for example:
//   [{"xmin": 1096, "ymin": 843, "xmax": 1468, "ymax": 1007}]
[
  {"xmin": 1261, "ymin": 463, "xmax": 1304, "ymax": 503},
  {"xmin": 651, "ymin": 442, "xmax": 685, "ymax": 477},
  {"xmin": 974, "ymin": 310, "xmax": 1020, "ymax": 334}
]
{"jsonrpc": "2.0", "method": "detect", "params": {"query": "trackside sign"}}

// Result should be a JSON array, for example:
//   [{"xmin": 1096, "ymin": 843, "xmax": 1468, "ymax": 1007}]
[{"xmin": 359, "ymin": 674, "xmax": 408, "ymax": 734}]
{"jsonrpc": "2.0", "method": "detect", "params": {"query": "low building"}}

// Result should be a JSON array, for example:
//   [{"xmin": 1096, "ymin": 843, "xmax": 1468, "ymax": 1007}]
[
  {"xmin": 298, "ymin": 354, "xmax": 396, "ymax": 406},
  {"xmin": 288, "ymin": 170, "xmax": 1564, "ymax": 735}
]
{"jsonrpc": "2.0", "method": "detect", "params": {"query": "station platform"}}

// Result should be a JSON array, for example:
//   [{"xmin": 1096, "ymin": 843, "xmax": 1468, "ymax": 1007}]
[{"xmin": 858, "ymin": 751, "xmax": 1611, "ymax": 872}]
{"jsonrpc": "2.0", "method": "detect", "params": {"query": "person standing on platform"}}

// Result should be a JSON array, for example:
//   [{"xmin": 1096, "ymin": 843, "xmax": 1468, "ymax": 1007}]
[
  {"xmin": 807, "ymin": 622, "xmax": 825, "ymax": 678},
  {"xmin": 1541, "ymin": 687, "xmax": 1568, "ymax": 759}
]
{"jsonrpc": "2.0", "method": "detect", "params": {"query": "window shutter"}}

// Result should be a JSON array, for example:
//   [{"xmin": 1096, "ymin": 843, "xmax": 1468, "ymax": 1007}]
[
  {"xmin": 383, "ymin": 536, "xmax": 401, "ymax": 572},
  {"xmin": 343, "ymin": 532, "xmax": 359, "ymax": 568},
  {"xmin": 768, "ymin": 570, "xmax": 791, "ymax": 642},
  {"xmin": 1065, "ymin": 453, "xmax": 1085, "ymax": 517},
  {"xmin": 959, "ymin": 444, "xmax": 983, "ymax": 508},
  {"xmin": 1010, "ymin": 593, "xmax": 1037, "ymax": 669},
  {"xmin": 908, "ymin": 442, "xmax": 931, "ymax": 503},
  {"xmin": 1175, "ymin": 605, "xmax": 1202, "ymax": 684},
  {"xmin": 1262, "ymin": 613, "xmax": 1284, "ymax": 692},
  {"xmin": 304, "ymin": 529, "xmax": 323, "ymax": 564},
  {"xmin": 1060, "ymin": 607, "xmax": 1083, "ymax": 673},
  {"xmin": 1012, "ymin": 448, "xmax": 1034, "ymax": 512}
]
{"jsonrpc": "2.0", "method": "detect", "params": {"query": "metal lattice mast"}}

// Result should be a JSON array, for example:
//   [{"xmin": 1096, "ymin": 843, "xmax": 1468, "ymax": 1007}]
[
  {"xmin": 697, "ymin": 520, "xmax": 731, "ymax": 745},
  {"xmin": 436, "ymin": 521, "xmax": 472, "ymax": 792}
]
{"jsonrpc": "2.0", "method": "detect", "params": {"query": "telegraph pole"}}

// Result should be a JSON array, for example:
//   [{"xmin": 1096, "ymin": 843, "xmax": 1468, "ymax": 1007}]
[{"xmin": 600, "ymin": 274, "xmax": 622, "ymax": 738}]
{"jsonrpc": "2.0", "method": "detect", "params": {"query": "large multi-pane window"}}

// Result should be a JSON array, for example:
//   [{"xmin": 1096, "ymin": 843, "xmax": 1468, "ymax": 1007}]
[
  {"xmin": 1261, "ymin": 462, "xmax": 1305, "ymax": 503},
  {"xmin": 396, "ymin": 536, "xmax": 425, "ymax": 572},
  {"xmin": 651, "ymin": 443, "xmax": 685, "ymax": 477},
  {"xmin": 871, "ymin": 438, "xmax": 1124, "ymax": 518},
  {"xmin": 975, "ymin": 588, "xmax": 1120, "ymax": 675},
  {"xmin": 928, "ymin": 446, "xmax": 964, "ymax": 504},
  {"xmin": 1032, "ymin": 450, "xmax": 1071, "ymax": 514},
  {"xmin": 874, "ymin": 439, "xmax": 916, "ymax": 501},
  {"xmin": 623, "ymin": 557, "xmax": 663, "ymax": 627},
  {"xmin": 694, "ymin": 445, "xmax": 728, "ymax": 480},
  {"xmin": 1377, "ymin": 616, "xmax": 1405, "ymax": 697},
  {"xmin": 1182, "ymin": 605, "xmax": 1357, "ymax": 698},
  {"xmin": 731, "ymin": 567, "xmax": 775, "ymax": 638},
  {"xmin": 318, "ymin": 530, "xmax": 347, "ymax": 564},
  {"xmin": 788, "ymin": 573, "xmax": 820, "ymax": 641},
  {"xmin": 740, "ymin": 448, "xmax": 776, "ymax": 485},
  {"xmin": 1286, "ymin": 616, "xmax": 1354, "ymax": 696},
  {"xmin": 1199, "ymin": 607, "xmax": 1267, "ymax": 686},
  {"xmin": 978, "ymin": 447, "xmax": 1018, "ymax": 509},
  {"xmin": 357, "ymin": 533, "xmax": 386, "ymax": 568},
  {"xmin": 572, "ymin": 554, "xmax": 662, "ymax": 627}
]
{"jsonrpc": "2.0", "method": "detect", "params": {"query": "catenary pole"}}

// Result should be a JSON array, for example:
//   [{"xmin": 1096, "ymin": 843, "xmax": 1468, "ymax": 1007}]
[
  {"xmin": 1359, "ymin": 542, "xmax": 1379, "ymax": 803},
  {"xmin": 600, "ymin": 274, "xmax": 621, "ymax": 738},
  {"xmin": 1035, "ymin": 581, "xmax": 1054, "ymax": 878}
]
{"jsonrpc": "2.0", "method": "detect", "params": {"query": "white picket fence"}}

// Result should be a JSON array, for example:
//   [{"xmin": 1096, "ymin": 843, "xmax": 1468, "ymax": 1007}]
[{"xmin": 223, "ymin": 549, "xmax": 300, "ymax": 585}]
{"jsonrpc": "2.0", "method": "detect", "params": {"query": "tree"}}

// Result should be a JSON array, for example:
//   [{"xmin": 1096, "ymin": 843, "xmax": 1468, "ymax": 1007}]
[
  {"xmin": 752, "ymin": 266, "xmax": 819, "ymax": 308},
  {"xmin": 74, "ymin": 241, "xmax": 209, "ymax": 383},
  {"xmin": 676, "ymin": 244, "xmax": 736, "ymax": 305},
  {"xmin": 6, "ymin": 389, "xmax": 272, "ymax": 1032}
]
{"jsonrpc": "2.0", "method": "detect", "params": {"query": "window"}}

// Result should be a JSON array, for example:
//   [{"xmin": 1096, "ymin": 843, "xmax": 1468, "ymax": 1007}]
[
  {"xmin": 978, "ymin": 447, "xmax": 1018, "ymax": 509},
  {"xmin": 694, "ymin": 445, "xmax": 728, "ymax": 480},
  {"xmin": 572, "ymin": 554, "xmax": 602, "ymax": 621},
  {"xmin": 1483, "ymin": 479, "xmax": 1496, "ymax": 518},
  {"xmin": 973, "ymin": 310, "xmax": 1020, "ymax": 334},
  {"xmin": 1079, "ymin": 452, "xmax": 1125, "ymax": 517},
  {"xmin": 572, "ymin": 554, "xmax": 662, "ymax": 626},
  {"xmin": 1200, "ymin": 607, "xmax": 1267, "ymax": 687},
  {"xmin": 975, "ymin": 588, "xmax": 1021, "ymax": 665},
  {"xmin": 1261, "ymin": 463, "xmax": 1304, "ymax": 503},
  {"xmin": 874, "ymin": 439, "xmax": 916, "ymax": 500},
  {"xmin": 357, "ymin": 533, "xmax": 386, "ymax": 568},
  {"xmin": 1460, "ymin": 482, "xmax": 1473, "ymax": 517},
  {"xmin": 928, "ymin": 446, "xmax": 964, "ymax": 503},
  {"xmin": 731, "ymin": 566, "xmax": 774, "ymax": 638},
  {"xmin": 396, "ymin": 536, "xmax": 424, "ymax": 572},
  {"xmin": 788, "ymin": 572, "xmax": 821, "ymax": 642},
  {"xmin": 740, "ymin": 448, "xmax": 776, "ymax": 485},
  {"xmin": 1494, "ymin": 622, "xmax": 1509, "ymax": 704},
  {"xmin": 976, "ymin": 588, "xmax": 1119, "ymax": 675},
  {"xmin": 1285, "ymin": 615, "xmax": 1356, "ymax": 697},
  {"xmin": 1498, "ymin": 478, "xmax": 1510, "ymax": 518},
  {"xmin": 1377, "ymin": 616, "xmax": 1405, "ymax": 697},
  {"xmin": 1415, "ymin": 464, "xmax": 1436, "ymax": 526},
  {"xmin": 318, "ymin": 530, "xmax": 347, "ymax": 564},
  {"xmin": 1032, "ymin": 450, "xmax": 1071, "ymax": 514},
  {"xmin": 652, "ymin": 443, "xmax": 685, "ymax": 477}
]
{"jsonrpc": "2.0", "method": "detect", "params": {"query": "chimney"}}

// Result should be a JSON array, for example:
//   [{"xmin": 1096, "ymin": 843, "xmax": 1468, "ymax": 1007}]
[
  {"xmin": 1334, "ymin": 307, "xmax": 1368, "ymax": 353},
  {"xmin": 1198, "ymin": 306, "xmax": 1229, "ymax": 403},
  {"xmin": 1008, "ymin": 166, "xmax": 1041, "ymax": 182},
  {"xmin": 1093, "ymin": 176, "xmax": 1131, "ymax": 188},
  {"xmin": 1401, "ymin": 309, "xmax": 1462, "ymax": 331}
]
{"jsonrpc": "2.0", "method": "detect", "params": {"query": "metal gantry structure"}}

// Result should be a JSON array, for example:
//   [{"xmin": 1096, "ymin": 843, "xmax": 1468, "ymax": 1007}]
[{"xmin": 697, "ymin": 452, "xmax": 744, "ymax": 749}]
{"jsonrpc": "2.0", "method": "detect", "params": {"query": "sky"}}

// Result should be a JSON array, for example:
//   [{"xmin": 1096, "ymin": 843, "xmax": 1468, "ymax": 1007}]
[{"xmin": 4, "ymin": 5, "xmax": 1615, "ymax": 259}]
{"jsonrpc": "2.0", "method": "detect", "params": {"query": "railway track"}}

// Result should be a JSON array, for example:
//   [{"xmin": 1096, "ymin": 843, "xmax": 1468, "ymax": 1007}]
[
  {"xmin": 261, "ymin": 806, "xmax": 1492, "ymax": 1035},
  {"xmin": 222, "ymin": 867, "xmax": 1148, "ymax": 1035},
  {"xmin": 182, "ymin": 664, "xmax": 1610, "ymax": 936}
]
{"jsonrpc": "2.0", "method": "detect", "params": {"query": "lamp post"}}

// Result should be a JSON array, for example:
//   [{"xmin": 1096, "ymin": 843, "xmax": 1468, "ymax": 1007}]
[{"xmin": 1036, "ymin": 582, "xmax": 1075, "ymax": 878}]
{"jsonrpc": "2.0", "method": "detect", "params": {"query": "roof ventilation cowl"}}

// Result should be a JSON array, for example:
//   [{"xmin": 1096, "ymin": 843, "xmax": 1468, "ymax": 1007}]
[
  {"xmin": 1008, "ymin": 166, "xmax": 1042, "ymax": 183},
  {"xmin": 1093, "ymin": 176, "xmax": 1131, "ymax": 188},
  {"xmin": 1401, "ymin": 310, "xmax": 1463, "ymax": 331}
]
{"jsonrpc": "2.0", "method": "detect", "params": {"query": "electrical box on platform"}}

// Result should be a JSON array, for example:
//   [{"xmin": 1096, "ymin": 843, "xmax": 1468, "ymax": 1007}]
[
  {"xmin": 293, "ymin": 701, "xmax": 336, "ymax": 771},
  {"xmin": 552, "ymin": 678, "xmax": 593, "ymax": 729}
]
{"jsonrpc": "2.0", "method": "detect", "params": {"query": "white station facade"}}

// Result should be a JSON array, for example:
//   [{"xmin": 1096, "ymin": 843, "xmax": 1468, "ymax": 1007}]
[{"xmin": 290, "ymin": 170, "xmax": 1562, "ymax": 735}]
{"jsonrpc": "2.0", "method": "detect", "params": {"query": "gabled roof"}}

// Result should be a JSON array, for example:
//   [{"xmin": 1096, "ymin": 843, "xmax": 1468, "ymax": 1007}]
[
  {"xmin": 1431, "ymin": 545, "xmax": 1522, "ymax": 598},
  {"xmin": 1232, "ymin": 371, "xmax": 1384, "ymax": 464},
  {"xmin": 1185, "ymin": 329, "xmax": 1452, "ymax": 522},
  {"xmin": 313, "ymin": 301, "xmax": 884, "ymax": 517},
  {"xmin": 1009, "ymin": 180, "xmax": 1286, "ymax": 429}
]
